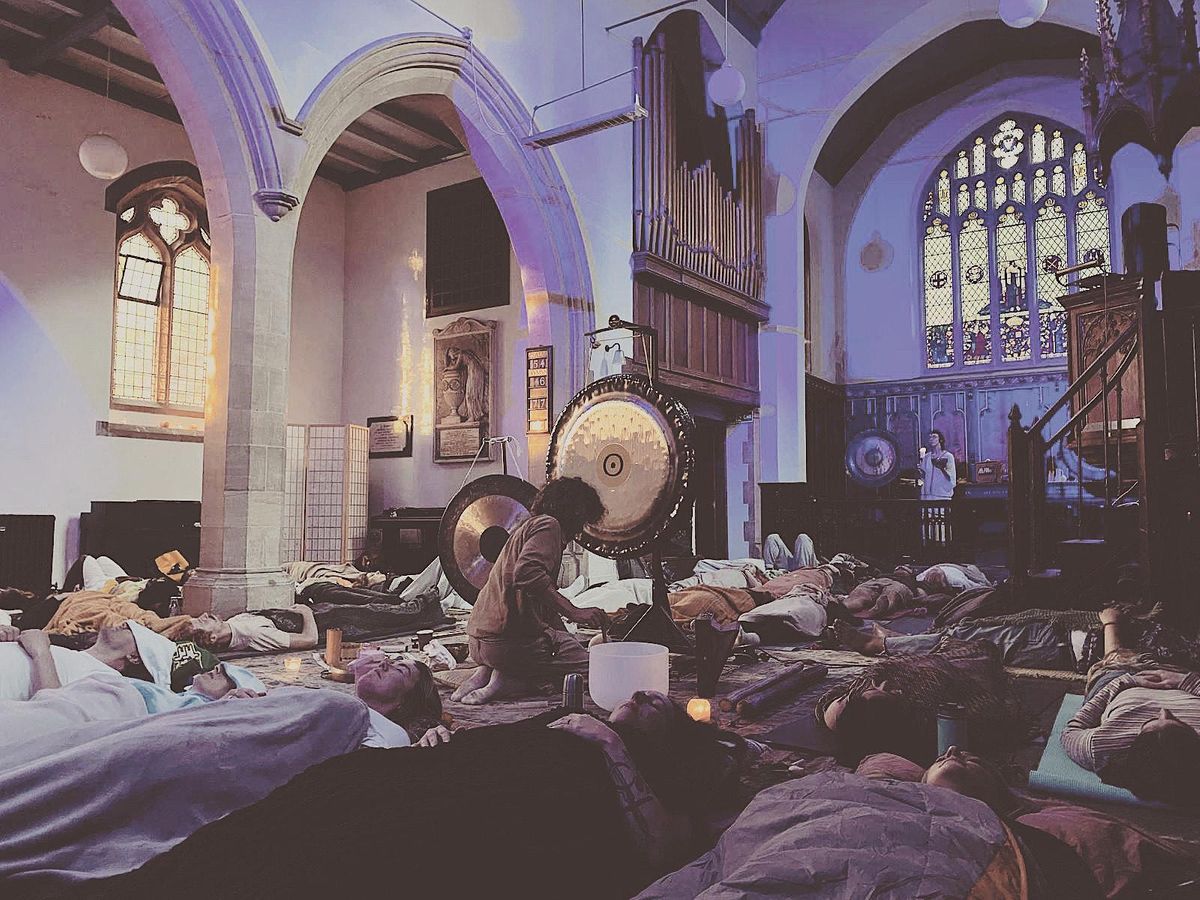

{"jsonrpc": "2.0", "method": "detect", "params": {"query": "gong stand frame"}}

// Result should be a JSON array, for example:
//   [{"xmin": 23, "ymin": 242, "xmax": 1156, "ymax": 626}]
[{"xmin": 586, "ymin": 314, "xmax": 660, "ymax": 385}]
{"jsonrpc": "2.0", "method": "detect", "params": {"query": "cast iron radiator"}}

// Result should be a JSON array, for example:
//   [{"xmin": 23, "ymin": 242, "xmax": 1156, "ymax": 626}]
[{"xmin": 0, "ymin": 515, "xmax": 55, "ymax": 593}]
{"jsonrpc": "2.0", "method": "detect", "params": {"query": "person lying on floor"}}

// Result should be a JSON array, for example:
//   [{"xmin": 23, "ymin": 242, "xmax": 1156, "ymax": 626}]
[
  {"xmin": 185, "ymin": 603, "xmax": 318, "ymax": 653},
  {"xmin": 0, "ymin": 620, "xmax": 146, "ymax": 700},
  {"xmin": 1060, "ymin": 613, "xmax": 1200, "ymax": 803},
  {"xmin": 0, "ymin": 632, "xmax": 261, "ymax": 751},
  {"xmin": 69, "ymin": 691, "xmax": 750, "ymax": 900},
  {"xmin": 917, "ymin": 562, "xmax": 991, "ymax": 593},
  {"xmin": 838, "ymin": 565, "xmax": 930, "ymax": 619},
  {"xmin": 453, "ymin": 476, "xmax": 610, "ymax": 705},
  {"xmin": 1, "ymin": 626, "xmax": 444, "ymax": 751},
  {"xmin": 816, "ymin": 637, "xmax": 1029, "ymax": 766}
]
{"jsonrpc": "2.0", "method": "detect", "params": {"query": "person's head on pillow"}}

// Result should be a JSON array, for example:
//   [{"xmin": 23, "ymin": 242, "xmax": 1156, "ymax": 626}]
[
  {"xmin": 1099, "ymin": 709, "xmax": 1200, "ymax": 805},
  {"xmin": 922, "ymin": 746, "xmax": 1018, "ymax": 815},
  {"xmin": 188, "ymin": 663, "xmax": 239, "ymax": 700},
  {"xmin": 186, "ymin": 613, "xmax": 234, "ymax": 652},
  {"xmin": 351, "ymin": 654, "xmax": 443, "ymax": 736},
  {"xmin": 89, "ymin": 623, "xmax": 144, "ymax": 672}
]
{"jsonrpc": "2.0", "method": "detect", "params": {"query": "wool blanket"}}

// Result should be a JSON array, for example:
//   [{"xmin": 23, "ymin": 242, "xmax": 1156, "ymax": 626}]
[
  {"xmin": 43, "ymin": 590, "xmax": 192, "ymax": 640},
  {"xmin": 0, "ymin": 688, "xmax": 367, "ymax": 894},
  {"xmin": 635, "ymin": 772, "xmax": 1026, "ymax": 899},
  {"xmin": 68, "ymin": 713, "xmax": 642, "ymax": 900}
]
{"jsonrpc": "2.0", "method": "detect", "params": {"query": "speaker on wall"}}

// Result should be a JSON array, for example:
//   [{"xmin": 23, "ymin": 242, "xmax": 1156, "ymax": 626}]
[{"xmin": 1121, "ymin": 203, "xmax": 1169, "ymax": 280}]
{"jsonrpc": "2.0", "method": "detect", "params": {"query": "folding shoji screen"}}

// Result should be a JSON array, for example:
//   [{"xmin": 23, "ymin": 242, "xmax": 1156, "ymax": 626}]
[{"xmin": 282, "ymin": 424, "xmax": 369, "ymax": 563}]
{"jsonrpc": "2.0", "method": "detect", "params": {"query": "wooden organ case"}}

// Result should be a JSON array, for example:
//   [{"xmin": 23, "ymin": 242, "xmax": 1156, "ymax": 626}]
[{"xmin": 630, "ymin": 25, "xmax": 767, "ymax": 411}]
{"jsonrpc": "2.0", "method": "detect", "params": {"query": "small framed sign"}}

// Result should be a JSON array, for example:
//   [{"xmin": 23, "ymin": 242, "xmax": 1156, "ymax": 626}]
[
  {"xmin": 367, "ymin": 415, "xmax": 413, "ymax": 458},
  {"xmin": 526, "ymin": 346, "xmax": 552, "ymax": 434}
]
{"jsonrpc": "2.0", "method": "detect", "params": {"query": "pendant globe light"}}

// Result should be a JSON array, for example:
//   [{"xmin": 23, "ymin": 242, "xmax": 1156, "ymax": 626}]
[
  {"xmin": 998, "ymin": 0, "xmax": 1048, "ymax": 29},
  {"xmin": 79, "ymin": 38, "xmax": 128, "ymax": 180},
  {"xmin": 707, "ymin": 0, "xmax": 745, "ymax": 107}
]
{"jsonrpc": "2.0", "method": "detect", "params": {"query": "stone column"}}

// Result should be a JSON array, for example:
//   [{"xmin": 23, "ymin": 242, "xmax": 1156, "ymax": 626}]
[{"xmin": 184, "ymin": 207, "xmax": 299, "ymax": 616}]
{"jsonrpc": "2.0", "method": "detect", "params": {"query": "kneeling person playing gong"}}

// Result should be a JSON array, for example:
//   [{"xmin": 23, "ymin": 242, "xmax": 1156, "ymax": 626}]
[{"xmin": 454, "ymin": 477, "xmax": 609, "ymax": 705}]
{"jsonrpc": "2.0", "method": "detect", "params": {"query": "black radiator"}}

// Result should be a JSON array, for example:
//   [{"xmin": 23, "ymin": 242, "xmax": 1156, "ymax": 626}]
[{"xmin": 0, "ymin": 515, "xmax": 55, "ymax": 593}]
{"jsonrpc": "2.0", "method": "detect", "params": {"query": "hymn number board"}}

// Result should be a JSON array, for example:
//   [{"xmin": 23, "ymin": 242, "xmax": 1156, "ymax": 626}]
[{"xmin": 526, "ymin": 346, "xmax": 552, "ymax": 434}]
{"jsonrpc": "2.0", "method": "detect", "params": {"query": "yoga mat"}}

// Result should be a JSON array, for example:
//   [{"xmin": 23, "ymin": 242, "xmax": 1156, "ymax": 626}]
[
  {"xmin": 760, "ymin": 714, "xmax": 838, "ymax": 755},
  {"xmin": 1027, "ymin": 693, "xmax": 1165, "ymax": 808}
]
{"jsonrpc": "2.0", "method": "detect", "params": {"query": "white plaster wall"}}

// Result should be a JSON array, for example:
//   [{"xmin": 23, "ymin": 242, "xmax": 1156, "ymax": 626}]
[
  {"xmin": 288, "ymin": 176, "xmax": 346, "ymax": 424},
  {"xmin": 835, "ymin": 66, "xmax": 1088, "ymax": 383},
  {"xmin": 803, "ymin": 172, "xmax": 840, "ymax": 382},
  {"xmin": 0, "ymin": 68, "xmax": 201, "ymax": 584},
  {"xmin": 342, "ymin": 156, "xmax": 530, "ymax": 511},
  {"xmin": 0, "ymin": 67, "xmax": 351, "ymax": 582}
]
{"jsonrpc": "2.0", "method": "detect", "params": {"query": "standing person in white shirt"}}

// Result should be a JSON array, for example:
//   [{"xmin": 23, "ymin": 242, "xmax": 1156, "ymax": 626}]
[{"xmin": 919, "ymin": 429, "xmax": 957, "ymax": 500}]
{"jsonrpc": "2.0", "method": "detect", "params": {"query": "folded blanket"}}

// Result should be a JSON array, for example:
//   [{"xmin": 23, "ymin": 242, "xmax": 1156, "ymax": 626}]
[
  {"xmin": 44, "ymin": 591, "xmax": 192, "ymax": 640},
  {"xmin": 0, "ymin": 688, "xmax": 367, "ymax": 891},
  {"xmin": 669, "ymin": 585, "xmax": 760, "ymax": 626}
]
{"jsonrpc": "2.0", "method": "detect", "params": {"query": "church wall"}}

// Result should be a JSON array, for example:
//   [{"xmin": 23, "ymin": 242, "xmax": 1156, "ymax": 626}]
[
  {"xmin": 287, "ymin": 177, "xmax": 347, "ymax": 425},
  {"xmin": 0, "ymin": 67, "xmax": 203, "ymax": 584},
  {"xmin": 835, "ymin": 67, "xmax": 1085, "ymax": 384},
  {"xmin": 0, "ymin": 67, "xmax": 350, "ymax": 582},
  {"xmin": 341, "ymin": 155, "xmax": 530, "ymax": 513}
]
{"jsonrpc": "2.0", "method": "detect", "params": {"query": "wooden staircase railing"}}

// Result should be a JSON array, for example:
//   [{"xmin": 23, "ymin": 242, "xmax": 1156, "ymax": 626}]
[{"xmin": 1008, "ymin": 277, "xmax": 1161, "ymax": 588}]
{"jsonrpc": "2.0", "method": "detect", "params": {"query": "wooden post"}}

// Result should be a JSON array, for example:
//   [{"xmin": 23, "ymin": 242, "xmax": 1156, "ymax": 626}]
[
  {"xmin": 1007, "ymin": 403, "xmax": 1031, "ymax": 584},
  {"xmin": 1136, "ymin": 277, "xmax": 1168, "ymax": 601}
]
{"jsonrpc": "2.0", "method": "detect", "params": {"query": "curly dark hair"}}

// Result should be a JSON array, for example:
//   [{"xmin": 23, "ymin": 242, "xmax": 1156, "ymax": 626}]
[
  {"xmin": 1099, "ymin": 723, "xmax": 1200, "ymax": 805},
  {"xmin": 835, "ymin": 692, "xmax": 937, "ymax": 767},
  {"xmin": 531, "ymin": 477, "xmax": 605, "ymax": 538},
  {"xmin": 610, "ymin": 700, "xmax": 749, "ymax": 813}
]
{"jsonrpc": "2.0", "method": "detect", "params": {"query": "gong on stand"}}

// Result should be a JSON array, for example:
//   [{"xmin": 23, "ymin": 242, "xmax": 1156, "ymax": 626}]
[
  {"xmin": 438, "ymin": 474, "xmax": 539, "ymax": 604},
  {"xmin": 547, "ymin": 370, "xmax": 695, "ymax": 648}
]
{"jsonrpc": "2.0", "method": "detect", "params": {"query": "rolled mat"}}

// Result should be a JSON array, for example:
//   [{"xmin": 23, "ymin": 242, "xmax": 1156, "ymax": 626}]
[{"xmin": 1027, "ymin": 693, "xmax": 1165, "ymax": 808}]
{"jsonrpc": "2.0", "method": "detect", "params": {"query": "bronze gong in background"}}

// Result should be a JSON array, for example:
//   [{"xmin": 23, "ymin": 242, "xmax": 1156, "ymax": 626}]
[
  {"xmin": 546, "ymin": 374, "xmax": 694, "ymax": 558},
  {"xmin": 438, "ymin": 474, "xmax": 538, "ymax": 604}
]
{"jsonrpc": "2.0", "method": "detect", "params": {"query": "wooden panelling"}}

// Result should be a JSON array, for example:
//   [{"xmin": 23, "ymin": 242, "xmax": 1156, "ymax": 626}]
[{"xmin": 632, "ymin": 279, "xmax": 760, "ymax": 407}]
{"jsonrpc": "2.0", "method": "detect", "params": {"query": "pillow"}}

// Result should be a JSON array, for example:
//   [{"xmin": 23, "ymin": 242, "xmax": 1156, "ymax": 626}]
[{"xmin": 856, "ymin": 753, "xmax": 925, "ymax": 782}]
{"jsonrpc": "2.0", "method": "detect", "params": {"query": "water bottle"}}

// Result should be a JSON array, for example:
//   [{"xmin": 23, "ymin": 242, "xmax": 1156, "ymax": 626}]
[
  {"xmin": 937, "ymin": 702, "xmax": 968, "ymax": 755},
  {"xmin": 562, "ymin": 673, "xmax": 584, "ymax": 712}
]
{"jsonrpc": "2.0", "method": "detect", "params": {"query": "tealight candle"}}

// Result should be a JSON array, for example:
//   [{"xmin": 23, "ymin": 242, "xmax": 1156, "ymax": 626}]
[
  {"xmin": 283, "ymin": 656, "xmax": 302, "ymax": 673},
  {"xmin": 686, "ymin": 697, "xmax": 712, "ymax": 723}
]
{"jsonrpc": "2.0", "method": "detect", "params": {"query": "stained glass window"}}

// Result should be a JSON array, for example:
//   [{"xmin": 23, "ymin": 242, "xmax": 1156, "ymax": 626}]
[
  {"xmin": 996, "ymin": 208, "xmax": 1030, "ymax": 362},
  {"xmin": 959, "ymin": 214, "xmax": 992, "ymax": 365},
  {"xmin": 111, "ymin": 188, "xmax": 210, "ymax": 412},
  {"xmin": 1071, "ymin": 143, "xmax": 1088, "ymax": 195},
  {"xmin": 1031, "ymin": 124, "xmax": 1046, "ymax": 163},
  {"xmin": 1036, "ymin": 200, "xmax": 1069, "ymax": 359},
  {"xmin": 972, "ymin": 137, "xmax": 986, "ymax": 175},
  {"xmin": 1076, "ymin": 192, "xmax": 1110, "ymax": 269},
  {"xmin": 923, "ymin": 219, "xmax": 954, "ymax": 368},
  {"xmin": 920, "ymin": 114, "xmax": 1111, "ymax": 370}
]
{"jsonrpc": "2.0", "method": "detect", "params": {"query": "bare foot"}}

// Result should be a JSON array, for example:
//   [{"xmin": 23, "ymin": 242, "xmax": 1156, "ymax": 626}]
[
  {"xmin": 459, "ymin": 669, "xmax": 532, "ymax": 705},
  {"xmin": 871, "ymin": 621, "xmax": 902, "ymax": 640},
  {"xmin": 450, "ymin": 665, "xmax": 492, "ymax": 702},
  {"xmin": 833, "ymin": 619, "xmax": 885, "ymax": 656}
]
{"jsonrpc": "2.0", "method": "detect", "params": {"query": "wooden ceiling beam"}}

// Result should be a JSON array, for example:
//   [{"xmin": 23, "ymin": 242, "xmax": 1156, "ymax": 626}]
[
  {"xmin": 324, "ymin": 143, "xmax": 383, "ymax": 175},
  {"xmin": 373, "ymin": 105, "xmax": 462, "ymax": 151},
  {"xmin": 70, "ymin": 36, "xmax": 164, "ymax": 87},
  {"xmin": 8, "ymin": 0, "xmax": 114, "ymax": 74},
  {"xmin": 37, "ymin": 57, "xmax": 179, "ymax": 122},
  {"xmin": 343, "ymin": 121, "xmax": 420, "ymax": 163}
]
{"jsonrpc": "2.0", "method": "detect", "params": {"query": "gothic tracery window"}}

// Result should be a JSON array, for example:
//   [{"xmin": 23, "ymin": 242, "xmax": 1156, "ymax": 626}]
[
  {"xmin": 112, "ymin": 187, "xmax": 211, "ymax": 412},
  {"xmin": 920, "ymin": 114, "xmax": 1110, "ymax": 370}
]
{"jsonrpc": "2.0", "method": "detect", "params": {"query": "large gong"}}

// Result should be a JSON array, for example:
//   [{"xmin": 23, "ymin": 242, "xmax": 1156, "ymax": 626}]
[
  {"xmin": 846, "ymin": 428, "xmax": 902, "ymax": 488},
  {"xmin": 438, "ymin": 474, "xmax": 538, "ymax": 604},
  {"xmin": 547, "ymin": 374, "xmax": 694, "ymax": 558}
]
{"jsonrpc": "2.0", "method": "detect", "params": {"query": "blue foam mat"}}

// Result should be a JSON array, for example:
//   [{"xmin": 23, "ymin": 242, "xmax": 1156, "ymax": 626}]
[{"xmin": 1027, "ymin": 693, "xmax": 1164, "ymax": 808}]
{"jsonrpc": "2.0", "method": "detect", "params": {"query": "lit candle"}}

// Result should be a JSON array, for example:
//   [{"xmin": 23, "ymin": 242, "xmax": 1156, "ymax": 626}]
[
  {"xmin": 687, "ymin": 698, "xmax": 712, "ymax": 723},
  {"xmin": 283, "ymin": 657, "xmax": 302, "ymax": 674}
]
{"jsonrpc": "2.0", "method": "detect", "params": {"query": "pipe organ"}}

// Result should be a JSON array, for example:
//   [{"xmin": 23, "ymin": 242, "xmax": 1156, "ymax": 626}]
[{"xmin": 630, "ymin": 33, "xmax": 767, "ymax": 409}]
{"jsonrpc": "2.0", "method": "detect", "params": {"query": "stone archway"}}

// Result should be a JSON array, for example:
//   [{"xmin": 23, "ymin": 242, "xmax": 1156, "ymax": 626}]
[{"xmin": 290, "ymin": 34, "xmax": 596, "ymax": 448}]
